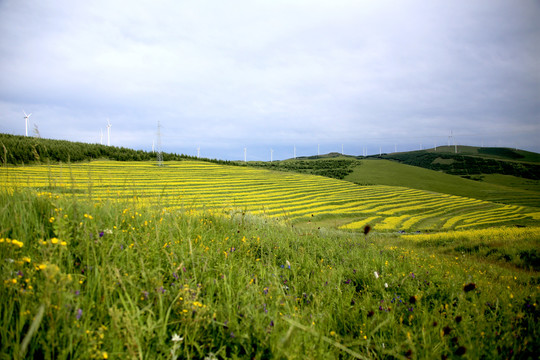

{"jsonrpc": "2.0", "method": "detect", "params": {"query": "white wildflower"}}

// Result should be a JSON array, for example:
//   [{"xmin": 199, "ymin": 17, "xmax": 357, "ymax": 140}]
[
  {"xmin": 384, "ymin": 283, "xmax": 388, "ymax": 288},
  {"xmin": 374, "ymin": 271, "xmax": 379, "ymax": 279},
  {"xmin": 171, "ymin": 333, "xmax": 183, "ymax": 342}
]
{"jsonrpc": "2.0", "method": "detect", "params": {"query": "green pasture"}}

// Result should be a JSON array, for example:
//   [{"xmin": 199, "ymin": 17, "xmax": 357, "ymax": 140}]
[
  {"xmin": 345, "ymin": 159, "xmax": 540, "ymax": 208},
  {"xmin": 0, "ymin": 189, "xmax": 538, "ymax": 359}
]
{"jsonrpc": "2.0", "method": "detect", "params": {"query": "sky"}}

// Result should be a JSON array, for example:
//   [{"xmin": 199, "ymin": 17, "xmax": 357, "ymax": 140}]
[{"xmin": 1, "ymin": 0, "xmax": 539, "ymax": 161}]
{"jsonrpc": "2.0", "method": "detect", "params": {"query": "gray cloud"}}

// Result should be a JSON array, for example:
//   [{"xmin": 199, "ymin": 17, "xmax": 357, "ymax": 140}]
[{"xmin": 1, "ymin": 0, "xmax": 539, "ymax": 160}]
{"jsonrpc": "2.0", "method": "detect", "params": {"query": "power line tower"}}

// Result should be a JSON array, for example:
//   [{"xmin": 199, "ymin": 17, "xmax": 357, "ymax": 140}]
[{"xmin": 156, "ymin": 121, "xmax": 163, "ymax": 166}]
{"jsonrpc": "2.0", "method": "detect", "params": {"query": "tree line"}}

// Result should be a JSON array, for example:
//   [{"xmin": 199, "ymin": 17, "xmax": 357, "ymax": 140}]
[{"xmin": 0, "ymin": 133, "xmax": 236, "ymax": 166}]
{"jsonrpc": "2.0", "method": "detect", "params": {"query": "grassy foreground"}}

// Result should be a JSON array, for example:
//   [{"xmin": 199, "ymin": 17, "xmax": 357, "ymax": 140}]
[{"xmin": 1, "ymin": 189, "xmax": 538, "ymax": 359}]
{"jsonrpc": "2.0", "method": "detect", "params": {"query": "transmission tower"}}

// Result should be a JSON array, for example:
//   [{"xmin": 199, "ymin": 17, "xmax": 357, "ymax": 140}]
[{"xmin": 156, "ymin": 121, "xmax": 163, "ymax": 166}]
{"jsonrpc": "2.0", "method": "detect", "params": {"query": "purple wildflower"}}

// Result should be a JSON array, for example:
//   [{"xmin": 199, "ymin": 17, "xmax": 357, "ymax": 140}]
[{"xmin": 76, "ymin": 308, "xmax": 82, "ymax": 320}]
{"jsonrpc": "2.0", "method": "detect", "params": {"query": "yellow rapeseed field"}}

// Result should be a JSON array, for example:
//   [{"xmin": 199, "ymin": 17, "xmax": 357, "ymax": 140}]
[{"xmin": 2, "ymin": 160, "xmax": 538, "ymax": 231}]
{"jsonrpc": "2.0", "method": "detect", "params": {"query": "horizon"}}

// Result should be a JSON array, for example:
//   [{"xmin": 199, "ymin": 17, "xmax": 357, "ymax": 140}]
[{"xmin": 1, "ymin": 132, "xmax": 536, "ymax": 163}]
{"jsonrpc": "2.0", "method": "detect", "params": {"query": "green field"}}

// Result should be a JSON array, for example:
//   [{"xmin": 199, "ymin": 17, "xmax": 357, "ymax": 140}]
[
  {"xmin": 3, "ymin": 161, "xmax": 539, "ymax": 232},
  {"xmin": 345, "ymin": 159, "xmax": 540, "ymax": 208},
  {"xmin": 1, "ymin": 159, "xmax": 539, "ymax": 359}
]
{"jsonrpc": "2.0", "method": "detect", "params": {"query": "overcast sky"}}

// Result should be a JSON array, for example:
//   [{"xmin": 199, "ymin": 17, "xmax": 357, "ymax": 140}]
[{"xmin": 1, "ymin": 0, "xmax": 539, "ymax": 160}]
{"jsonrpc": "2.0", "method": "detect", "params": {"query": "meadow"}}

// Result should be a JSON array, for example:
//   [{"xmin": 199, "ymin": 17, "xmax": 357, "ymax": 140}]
[
  {"xmin": 1, "ymin": 160, "xmax": 539, "ymax": 359},
  {"xmin": 3, "ymin": 160, "xmax": 539, "ymax": 232}
]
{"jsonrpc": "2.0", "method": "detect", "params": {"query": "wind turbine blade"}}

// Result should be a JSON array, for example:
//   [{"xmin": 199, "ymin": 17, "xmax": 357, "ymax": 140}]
[
  {"xmin": 28, "ymin": 113, "xmax": 32, "ymax": 118},
  {"xmin": 23, "ymin": 110, "xmax": 27, "ymax": 117}
]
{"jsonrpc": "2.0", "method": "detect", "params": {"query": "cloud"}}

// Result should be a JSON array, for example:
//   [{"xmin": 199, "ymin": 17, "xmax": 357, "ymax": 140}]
[{"xmin": 0, "ymin": 0, "xmax": 539, "ymax": 160}]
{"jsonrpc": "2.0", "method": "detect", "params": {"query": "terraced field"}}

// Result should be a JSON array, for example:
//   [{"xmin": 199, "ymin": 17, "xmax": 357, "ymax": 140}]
[{"xmin": 2, "ymin": 160, "xmax": 539, "ymax": 231}]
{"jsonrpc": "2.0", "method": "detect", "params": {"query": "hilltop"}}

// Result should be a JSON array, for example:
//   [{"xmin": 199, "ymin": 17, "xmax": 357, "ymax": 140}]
[
  {"xmin": 378, "ymin": 145, "xmax": 540, "ymax": 180},
  {"xmin": 0, "ymin": 133, "xmax": 234, "ymax": 166},
  {"xmin": 249, "ymin": 147, "xmax": 540, "ymax": 208}
]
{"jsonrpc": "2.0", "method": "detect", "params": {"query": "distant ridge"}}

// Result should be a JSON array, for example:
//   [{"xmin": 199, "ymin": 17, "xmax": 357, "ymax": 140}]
[{"xmin": 377, "ymin": 146, "xmax": 540, "ymax": 180}]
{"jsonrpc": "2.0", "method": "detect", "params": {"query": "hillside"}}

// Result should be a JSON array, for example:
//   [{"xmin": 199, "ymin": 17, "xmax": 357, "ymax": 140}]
[
  {"xmin": 345, "ymin": 159, "xmax": 540, "ymax": 208},
  {"xmin": 0, "ymin": 133, "xmax": 235, "ymax": 166},
  {"xmin": 378, "ymin": 146, "xmax": 540, "ymax": 180},
  {"xmin": 3, "ymin": 160, "xmax": 539, "ymax": 233}
]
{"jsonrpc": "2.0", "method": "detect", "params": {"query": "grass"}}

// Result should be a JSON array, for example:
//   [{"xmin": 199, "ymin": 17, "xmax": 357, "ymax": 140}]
[
  {"xmin": 3, "ymin": 161, "xmax": 539, "ymax": 234},
  {"xmin": 345, "ymin": 159, "xmax": 540, "ymax": 208},
  {"xmin": 1, "ymin": 160, "xmax": 540, "ymax": 358},
  {"xmin": 1, "ymin": 189, "xmax": 539, "ymax": 359}
]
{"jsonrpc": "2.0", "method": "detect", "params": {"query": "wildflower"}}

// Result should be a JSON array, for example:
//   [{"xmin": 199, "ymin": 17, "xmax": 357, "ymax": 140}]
[
  {"xmin": 99, "ymin": 231, "xmax": 104, "ymax": 237},
  {"xmin": 384, "ymin": 283, "xmax": 388, "ymax": 288},
  {"xmin": 286, "ymin": 260, "xmax": 291, "ymax": 269},
  {"xmin": 38, "ymin": 264, "xmax": 47, "ymax": 270},
  {"xmin": 60, "ymin": 241, "xmax": 67, "ymax": 246},
  {"xmin": 374, "ymin": 271, "xmax": 379, "ymax": 279},
  {"xmin": 22, "ymin": 256, "xmax": 31, "ymax": 263},
  {"xmin": 171, "ymin": 333, "xmax": 183, "ymax": 342},
  {"xmin": 12, "ymin": 240, "xmax": 23, "ymax": 248},
  {"xmin": 49, "ymin": 217, "xmax": 55, "ymax": 223},
  {"xmin": 102, "ymin": 352, "xmax": 108, "ymax": 359},
  {"xmin": 463, "ymin": 283, "xmax": 476, "ymax": 292},
  {"xmin": 51, "ymin": 238, "xmax": 59, "ymax": 244},
  {"xmin": 76, "ymin": 308, "xmax": 83, "ymax": 320}
]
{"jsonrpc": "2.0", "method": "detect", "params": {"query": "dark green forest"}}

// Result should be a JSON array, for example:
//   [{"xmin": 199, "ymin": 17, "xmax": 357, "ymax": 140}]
[
  {"xmin": 0, "ymin": 133, "xmax": 234, "ymax": 166},
  {"xmin": 249, "ymin": 158, "xmax": 358, "ymax": 179}
]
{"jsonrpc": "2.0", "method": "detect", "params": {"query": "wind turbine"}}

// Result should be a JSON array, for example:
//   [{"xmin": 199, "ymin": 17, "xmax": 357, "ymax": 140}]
[
  {"xmin": 244, "ymin": 147, "xmax": 247, "ymax": 162},
  {"xmin": 100, "ymin": 129, "xmax": 103, "ymax": 145},
  {"xmin": 270, "ymin": 148, "xmax": 273, "ymax": 162},
  {"xmin": 106, "ymin": 119, "xmax": 112, "ymax": 146},
  {"xmin": 23, "ymin": 111, "xmax": 32, "ymax": 136}
]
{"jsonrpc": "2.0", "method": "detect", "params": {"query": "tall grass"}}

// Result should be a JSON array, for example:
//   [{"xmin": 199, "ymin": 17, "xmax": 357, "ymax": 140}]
[{"xmin": 1, "ymin": 189, "xmax": 538, "ymax": 359}]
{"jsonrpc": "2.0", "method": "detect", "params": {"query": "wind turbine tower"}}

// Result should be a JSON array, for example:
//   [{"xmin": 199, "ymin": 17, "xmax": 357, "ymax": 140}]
[
  {"xmin": 244, "ymin": 147, "xmax": 247, "ymax": 162},
  {"xmin": 156, "ymin": 121, "xmax": 163, "ymax": 166},
  {"xmin": 100, "ymin": 129, "xmax": 103, "ymax": 145},
  {"xmin": 294, "ymin": 145, "xmax": 296, "ymax": 159},
  {"xmin": 23, "ymin": 111, "xmax": 32, "ymax": 137},
  {"xmin": 197, "ymin": 146, "xmax": 200, "ymax": 158},
  {"xmin": 270, "ymin": 148, "xmax": 273, "ymax": 162},
  {"xmin": 106, "ymin": 119, "xmax": 112, "ymax": 146}
]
